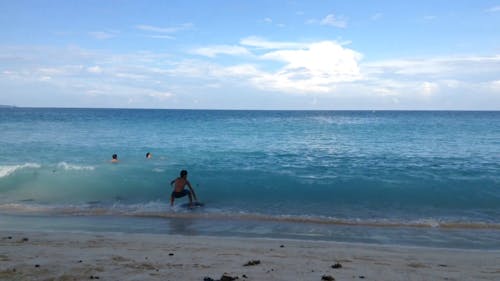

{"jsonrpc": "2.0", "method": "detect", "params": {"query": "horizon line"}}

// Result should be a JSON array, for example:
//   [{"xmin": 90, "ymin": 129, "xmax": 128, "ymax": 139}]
[{"xmin": 1, "ymin": 105, "xmax": 499, "ymax": 112}]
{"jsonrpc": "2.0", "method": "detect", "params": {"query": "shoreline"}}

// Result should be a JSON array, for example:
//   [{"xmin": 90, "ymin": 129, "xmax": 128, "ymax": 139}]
[
  {"xmin": 2, "ymin": 212, "xmax": 500, "ymax": 251},
  {"xmin": 1, "ymin": 230, "xmax": 499, "ymax": 281}
]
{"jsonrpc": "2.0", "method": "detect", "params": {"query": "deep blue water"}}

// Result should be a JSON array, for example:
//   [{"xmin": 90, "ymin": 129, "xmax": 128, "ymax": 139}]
[{"xmin": 1, "ymin": 108, "xmax": 499, "ymax": 248}]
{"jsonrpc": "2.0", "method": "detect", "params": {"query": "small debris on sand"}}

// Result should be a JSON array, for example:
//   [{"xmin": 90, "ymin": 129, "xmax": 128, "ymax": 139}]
[
  {"xmin": 321, "ymin": 275, "xmax": 335, "ymax": 281},
  {"xmin": 331, "ymin": 262, "xmax": 342, "ymax": 269},
  {"xmin": 243, "ymin": 260, "xmax": 261, "ymax": 266},
  {"xmin": 203, "ymin": 273, "xmax": 240, "ymax": 281},
  {"xmin": 220, "ymin": 273, "xmax": 239, "ymax": 281}
]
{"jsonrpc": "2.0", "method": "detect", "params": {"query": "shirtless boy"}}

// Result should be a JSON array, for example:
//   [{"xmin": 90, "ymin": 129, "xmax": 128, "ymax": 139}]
[{"xmin": 170, "ymin": 170, "xmax": 198, "ymax": 207}]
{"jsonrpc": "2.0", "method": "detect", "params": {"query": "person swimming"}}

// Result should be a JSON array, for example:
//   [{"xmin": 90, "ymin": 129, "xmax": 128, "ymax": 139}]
[
  {"xmin": 146, "ymin": 152, "xmax": 152, "ymax": 159},
  {"xmin": 111, "ymin": 154, "xmax": 119, "ymax": 163}
]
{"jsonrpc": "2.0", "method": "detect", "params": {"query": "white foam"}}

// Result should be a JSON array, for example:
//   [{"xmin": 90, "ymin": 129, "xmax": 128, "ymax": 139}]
[
  {"xmin": 312, "ymin": 116, "xmax": 365, "ymax": 125},
  {"xmin": 57, "ymin": 162, "xmax": 95, "ymax": 171},
  {"xmin": 0, "ymin": 163, "xmax": 41, "ymax": 178},
  {"xmin": 412, "ymin": 218, "xmax": 441, "ymax": 228},
  {"xmin": 0, "ymin": 203, "xmax": 51, "ymax": 212}
]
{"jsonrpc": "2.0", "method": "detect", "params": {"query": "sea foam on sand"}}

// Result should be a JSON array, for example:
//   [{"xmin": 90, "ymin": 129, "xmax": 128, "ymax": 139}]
[{"xmin": 1, "ymin": 230, "xmax": 499, "ymax": 281}]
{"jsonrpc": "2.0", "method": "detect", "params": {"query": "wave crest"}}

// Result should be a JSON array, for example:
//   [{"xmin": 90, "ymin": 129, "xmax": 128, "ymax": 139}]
[
  {"xmin": 0, "ymin": 163, "xmax": 41, "ymax": 178},
  {"xmin": 57, "ymin": 162, "xmax": 95, "ymax": 171}
]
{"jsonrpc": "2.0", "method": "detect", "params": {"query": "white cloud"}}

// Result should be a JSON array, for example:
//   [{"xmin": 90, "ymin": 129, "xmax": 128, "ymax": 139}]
[
  {"xmin": 260, "ymin": 41, "xmax": 362, "ymax": 84},
  {"xmin": 135, "ymin": 23, "xmax": 193, "ymax": 33},
  {"xmin": 490, "ymin": 80, "xmax": 500, "ymax": 90},
  {"xmin": 442, "ymin": 79, "xmax": 462, "ymax": 88},
  {"xmin": 216, "ymin": 64, "xmax": 261, "ymax": 77},
  {"xmin": 320, "ymin": 14, "xmax": 347, "ymax": 28},
  {"xmin": 486, "ymin": 6, "xmax": 500, "ymax": 12},
  {"xmin": 135, "ymin": 23, "xmax": 193, "ymax": 40},
  {"xmin": 87, "ymin": 66, "xmax": 102, "ymax": 74},
  {"xmin": 147, "ymin": 34, "xmax": 175, "ymax": 40},
  {"xmin": 191, "ymin": 45, "xmax": 251, "ymax": 58},
  {"xmin": 373, "ymin": 87, "xmax": 395, "ymax": 96},
  {"xmin": 240, "ymin": 36, "xmax": 307, "ymax": 49},
  {"xmin": 263, "ymin": 17, "xmax": 273, "ymax": 23},
  {"xmin": 88, "ymin": 31, "xmax": 117, "ymax": 40},
  {"xmin": 363, "ymin": 55, "xmax": 500, "ymax": 78},
  {"xmin": 2, "ymin": 42, "xmax": 500, "ymax": 109},
  {"xmin": 85, "ymin": 89, "xmax": 106, "ymax": 96},
  {"xmin": 114, "ymin": 72, "xmax": 147, "ymax": 80},
  {"xmin": 38, "ymin": 67, "xmax": 67, "ymax": 76},
  {"xmin": 148, "ymin": 91, "xmax": 173, "ymax": 100},
  {"xmin": 421, "ymin": 81, "xmax": 439, "ymax": 96},
  {"xmin": 2, "ymin": 70, "xmax": 16, "ymax": 77},
  {"xmin": 181, "ymin": 40, "xmax": 363, "ymax": 94}
]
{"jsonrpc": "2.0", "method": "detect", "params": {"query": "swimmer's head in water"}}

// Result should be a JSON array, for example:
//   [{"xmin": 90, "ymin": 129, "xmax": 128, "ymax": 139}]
[
  {"xmin": 112, "ymin": 154, "xmax": 118, "ymax": 160},
  {"xmin": 180, "ymin": 170, "xmax": 188, "ymax": 177},
  {"xmin": 146, "ymin": 152, "xmax": 151, "ymax": 158}
]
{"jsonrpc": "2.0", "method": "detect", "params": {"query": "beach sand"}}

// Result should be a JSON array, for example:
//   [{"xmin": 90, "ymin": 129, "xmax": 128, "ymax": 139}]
[{"xmin": 1, "ymin": 230, "xmax": 499, "ymax": 281}]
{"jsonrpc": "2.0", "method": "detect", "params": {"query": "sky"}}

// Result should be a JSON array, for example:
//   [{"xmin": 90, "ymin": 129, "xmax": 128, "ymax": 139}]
[{"xmin": 1, "ymin": 0, "xmax": 500, "ymax": 110}]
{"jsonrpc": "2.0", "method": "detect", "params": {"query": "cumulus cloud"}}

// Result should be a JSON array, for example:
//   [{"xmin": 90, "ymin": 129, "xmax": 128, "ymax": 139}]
[
  {"xmin": 182, "ymin": 39, "xmax": 363, "ymax": 93},
  {"xmin": 259, "ymin": 41, "xmax": 362, "ymax": 90},
  {"xmin": 2, "ymin": 40, "xmax": 500, "ymax": 109}
]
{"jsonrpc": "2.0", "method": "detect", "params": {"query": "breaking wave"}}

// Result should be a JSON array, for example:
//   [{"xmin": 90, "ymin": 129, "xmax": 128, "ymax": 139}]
[{"xmin": 0, "ymin": 163, "xmax": 41, "ymax": 178}]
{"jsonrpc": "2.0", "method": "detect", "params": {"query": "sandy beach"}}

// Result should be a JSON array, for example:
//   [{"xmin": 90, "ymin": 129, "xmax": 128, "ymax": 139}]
[{"xmin": 1, "ymin": 230, "xmax": 499, "ymax": 281}]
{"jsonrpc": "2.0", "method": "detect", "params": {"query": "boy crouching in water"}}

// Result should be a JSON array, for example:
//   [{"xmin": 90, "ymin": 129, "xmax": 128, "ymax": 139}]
[{"xmin": 170, "ymin": 170, "xmax": 198, "ymax": 207}]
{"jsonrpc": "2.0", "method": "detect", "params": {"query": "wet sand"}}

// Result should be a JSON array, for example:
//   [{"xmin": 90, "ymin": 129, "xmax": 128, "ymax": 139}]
[{"xmin": 1, "ymin": 230, "xmax": 499, "ymax": 281}]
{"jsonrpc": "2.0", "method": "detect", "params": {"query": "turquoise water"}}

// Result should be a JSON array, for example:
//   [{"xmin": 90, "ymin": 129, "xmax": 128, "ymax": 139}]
[{"xmin": 1, "ymin": 108, "xmax": 499, "ymax": 248}]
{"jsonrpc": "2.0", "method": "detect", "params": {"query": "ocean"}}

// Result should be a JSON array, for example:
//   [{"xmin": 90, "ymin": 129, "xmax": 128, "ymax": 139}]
[{"xmin": 1, "ymin": 108, "xmax": 499, "ymax": 249}]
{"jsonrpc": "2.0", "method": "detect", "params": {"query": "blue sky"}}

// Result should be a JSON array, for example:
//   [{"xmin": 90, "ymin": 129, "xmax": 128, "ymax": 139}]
[{"xmin": 1, "ymin": 0, "xmax": 500, "ymax": 109}]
